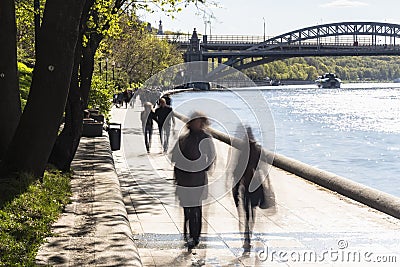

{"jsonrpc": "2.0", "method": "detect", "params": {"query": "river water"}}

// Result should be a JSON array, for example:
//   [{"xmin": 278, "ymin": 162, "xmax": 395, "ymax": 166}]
[{"xmin": 170, "ymin": 83, "xmax": 400, "ymax": 198}]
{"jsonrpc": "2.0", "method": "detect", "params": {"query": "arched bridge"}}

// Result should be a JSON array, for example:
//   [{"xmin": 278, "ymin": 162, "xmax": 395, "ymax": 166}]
[{"xmin": 161, "ymin": 22, "xmax": 400, "ymax": 71}]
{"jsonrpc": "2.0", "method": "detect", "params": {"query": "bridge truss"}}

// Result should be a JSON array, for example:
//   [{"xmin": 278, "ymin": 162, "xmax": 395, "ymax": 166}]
[
  {"xmin": 159, "ymin": 22, "xmax": 400, "ymax": 80},
  {"xmin": 206, "ymin": 22, "xmax": 400, "ymax": 73}
]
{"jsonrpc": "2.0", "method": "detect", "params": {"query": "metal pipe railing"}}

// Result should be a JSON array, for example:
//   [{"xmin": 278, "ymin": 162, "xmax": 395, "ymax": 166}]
[{"xmin": 172, "ymin": 108, "xmax": 400, "ymax": 219}]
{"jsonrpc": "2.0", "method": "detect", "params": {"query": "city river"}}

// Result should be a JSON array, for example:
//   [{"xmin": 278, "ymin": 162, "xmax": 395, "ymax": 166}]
[{"xmin": 170, "ymin": 83, "xmax": 400, "ymax": 198}]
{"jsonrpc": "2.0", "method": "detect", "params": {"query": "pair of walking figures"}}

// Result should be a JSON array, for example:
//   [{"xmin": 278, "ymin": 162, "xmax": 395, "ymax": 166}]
[
  {"xmin": 141, "ymin": 97, "xmax": 175, "ymax": 153},
  {"xmin": 171, "ymin": 115, "xmax": 275, "ymax": 252}
]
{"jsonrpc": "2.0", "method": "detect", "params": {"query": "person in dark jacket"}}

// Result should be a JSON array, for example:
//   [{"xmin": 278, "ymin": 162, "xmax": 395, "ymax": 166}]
[
  {"xmin": 155, "ymin": 98, "xmax": 175, "ymax": 153},
  {"xmin": 171, "ymin": 111, "xmax": 216, "ymax": 250},
  {"xmin": 122, "ymin": 89, "xmax": 131, "ymax": 108},
  {"xmin": 140, "ymin": 102, "xmax": 157, "ymax": 153}
]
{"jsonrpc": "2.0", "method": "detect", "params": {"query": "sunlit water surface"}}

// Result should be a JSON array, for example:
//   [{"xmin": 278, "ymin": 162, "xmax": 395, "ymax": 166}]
[{"xmin": 171, "ymin": 83, "xmax": 400, "ymax": 197}]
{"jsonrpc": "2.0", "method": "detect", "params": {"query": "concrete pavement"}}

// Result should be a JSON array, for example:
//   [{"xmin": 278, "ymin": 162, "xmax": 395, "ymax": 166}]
[
  {"xmin": 36, "ymin": 134, "xmax": 141, "ymax": 266},
  {"xmin": 111, "ymin": 100, "xmax": 400, "ymax": 266}
]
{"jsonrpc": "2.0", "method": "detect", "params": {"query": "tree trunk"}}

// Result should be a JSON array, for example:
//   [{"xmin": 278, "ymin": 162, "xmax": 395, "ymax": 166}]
[
  {"xmin": 48, "ymin": 0, "xmax": 95, "ymax": 171},
  {"xmin": 1, "ymin": 0, "xmax": 86, "ymax": 177},
  {"xmin": 80, "ymin": 0, "xmax": 126, "ymax": 106},
  {"xmin": 47, "ymin": 0, "xmax": 124, "ymax": 171},
  {"xmin": 47, "ymin": 46, "xmax": 83, "ymax": 171},
  {"xmin": 81, "ymin": 34, "xmax": 102, "ymax": 107},
  {"xmin": 47, "ymin": 34, "xmax": 101, "ymax": 171},
  {"xmin": 0, "ymin": 0, "xmax": 21, "ymax": 159}
]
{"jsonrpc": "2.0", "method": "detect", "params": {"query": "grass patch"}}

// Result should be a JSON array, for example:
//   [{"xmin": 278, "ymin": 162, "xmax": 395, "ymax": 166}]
[{"xmin": 0, "ymin": 170, "xmax": 71, "ymax": 266}]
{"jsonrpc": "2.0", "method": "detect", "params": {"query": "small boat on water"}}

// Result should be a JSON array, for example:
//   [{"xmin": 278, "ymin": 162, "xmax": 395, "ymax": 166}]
[
  {"xmin": 270, "ymin": 79, "xmax": 281, "ymax": 86},
  {"xmin": 174, "ymin": 81, "xmax": 211, "ymax": 90},
  {"xmin": 315, "ymin": 73, "xmax": 341, "ymax": 88}
]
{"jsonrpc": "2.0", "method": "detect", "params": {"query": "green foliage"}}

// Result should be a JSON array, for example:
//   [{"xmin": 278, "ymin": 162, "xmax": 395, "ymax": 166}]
[
  {"xmin": 16, "ymin": 0, "xmax": 46, "ymax": 64},
  {"xmin": 88, "ymin": 75, "xmax": 116, "ymax": 119},
  {"xmin": 18, "ymin": 62, "xmax": 33, "ymax": 110},
  {"xmin": 86, "ymin": 0, "xmax": 122, "ymax": 41},
  {"xmin": 107, "ymin": 16, "xmax": 184, "ymax": 86},
  {"xmin": 246, "ymin": 56, "xmax": 400, "ymax": 81},
  {"xmin": 0, "ymin": 171, "xmax": 71, "ymax": 266},
  {"xmin": 15, "ymin": 1, "xmax": 35, "ymax": 64},
  {"xmin": 85, "ymin": 2, "xmax": 185, "ymax": 117}
]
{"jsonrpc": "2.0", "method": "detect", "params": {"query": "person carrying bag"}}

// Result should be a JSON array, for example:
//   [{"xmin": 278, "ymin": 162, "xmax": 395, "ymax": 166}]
[{"xmin": 232, "ymin": 127, "xmax": 276, "ymax": 253}]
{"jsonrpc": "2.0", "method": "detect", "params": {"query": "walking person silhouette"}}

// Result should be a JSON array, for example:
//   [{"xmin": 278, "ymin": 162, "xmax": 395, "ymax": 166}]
[
  {"xmin": 155, "ymin": 97, "xmax": 175, "ymax": 153},
  {"xmin": 171, "ymin": 112, "xmax": 216, "ymax": 250},
  {"xmin": 232, "ymin": 126, "xmax": 275, "ymax": 253},
  {"xmin": 140, "ymin": 102, "xmax": 157, "ymax": 153}
]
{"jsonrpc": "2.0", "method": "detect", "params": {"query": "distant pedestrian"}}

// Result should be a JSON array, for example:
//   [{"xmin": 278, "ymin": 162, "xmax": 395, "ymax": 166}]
[
  {"xmin": 140, "ymin": 102, "xmax": 157, "ymax": 153},
  {"xmin": 112, "ymin": 93, "xmax": 119, "ymax": 107},
  {"xmin": 171, "ymin": 112, "xmax": 216, "ymax": 250},
  {"xmin": 155, "ymin": 98, "xmax": 175, "ymax": 153},
  {"xmin": 115, "ymin": 92, "xmax": 124, "ymax": 108},
  {"xmin": 122, "ymin": 89, "xmax": 130, "ymax": 108},
  {"xmin": 232, "ymin": 127, "xmax": 275, "ymax": 253},
  {"xmin": 130, "ymin": 89, "xmax": 138, "ymax": 107}
]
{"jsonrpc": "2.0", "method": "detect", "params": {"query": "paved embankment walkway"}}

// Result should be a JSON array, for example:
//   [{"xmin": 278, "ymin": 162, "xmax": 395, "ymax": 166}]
[
  {"xmin": 36, "ymin": 135, "xmax": 141, "ymax": 266},
  {"xmin": 111, "ymin": 100, "xmax": 400, "ymax": 266}
]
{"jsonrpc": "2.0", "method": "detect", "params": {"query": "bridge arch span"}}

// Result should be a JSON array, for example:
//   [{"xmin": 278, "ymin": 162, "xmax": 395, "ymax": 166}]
[
  {"xmin": 202, "ymin": 21, "xmax": 400, "ymax": 75},
  {"xmin": 254, "ymin": 21, "xmax": 400, "ymax": 50}
]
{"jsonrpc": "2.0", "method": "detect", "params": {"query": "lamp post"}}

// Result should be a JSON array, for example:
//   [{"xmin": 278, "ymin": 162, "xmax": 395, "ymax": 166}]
[
  {"xmin": 203, "ymin": 12, "xmax": 212, "ymax": 36},
  {"xmin": 384, "ymin": 19, "xmax": 387, "ymax": 45},
  {"xmin": 203, "ymin": 11, "xmax": 207, "ymax": 36},
  {"xmin": 181, "ymin": 69, "xmax": 185, "ymax": 85},
  {"xmin": 105, "ymin": 57, "xmax": 108, "ymax": 88},
  {"xmin": 263, "ymin": 17, "xmax": 266, "ymax": 41},
  {"xmin": 112, "ymin": 61, "xmax": 115, "ymax": 80}
]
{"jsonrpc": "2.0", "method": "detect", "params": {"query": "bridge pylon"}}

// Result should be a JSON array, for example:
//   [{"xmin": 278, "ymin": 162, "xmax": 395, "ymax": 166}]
[
  {"xmin": 184, "ymin": 29, "xmax": 209, "ymax": 79},
  {"xmin": 185, "ymin": 28, "xmax": 202, "ymax": 62}
]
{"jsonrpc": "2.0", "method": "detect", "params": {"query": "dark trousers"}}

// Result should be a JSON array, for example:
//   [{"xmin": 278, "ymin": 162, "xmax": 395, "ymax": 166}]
[
  {"xmin": 233, "ymin": 185, "xmax": 256, "ymax": 245},
  {"xmin": 144, "ymin": 126, "xmax": 153, "ymax": 152},
  {"xmin": 183, "ymin": 206, "xmax": 202, "ymax": 242},
  {"xmin": 243, "ymin": 193, "xmax": 256, "ymax": 244}
]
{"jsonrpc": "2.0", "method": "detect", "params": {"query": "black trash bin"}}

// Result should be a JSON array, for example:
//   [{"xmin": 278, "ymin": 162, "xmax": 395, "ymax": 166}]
[{"xmin": 108, "ymin": 123, "xmax": 121, "ymax": 151}]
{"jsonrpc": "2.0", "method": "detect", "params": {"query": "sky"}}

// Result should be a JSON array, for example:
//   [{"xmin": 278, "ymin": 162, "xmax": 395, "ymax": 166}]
[{"xmin": 138, "ymin": 0, "xmax": 400, "ymax": 37}]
